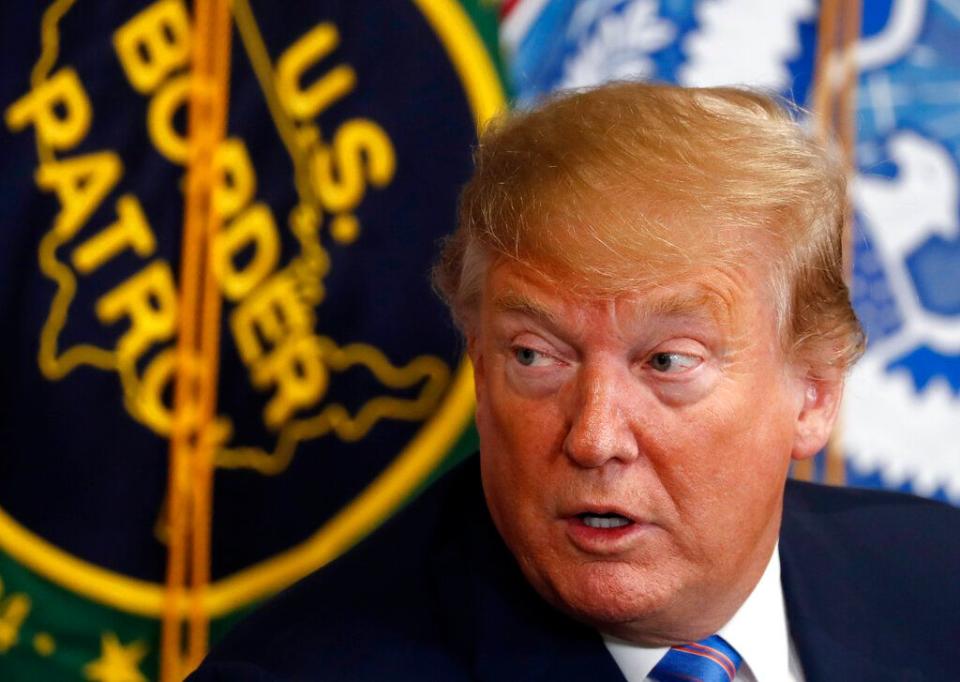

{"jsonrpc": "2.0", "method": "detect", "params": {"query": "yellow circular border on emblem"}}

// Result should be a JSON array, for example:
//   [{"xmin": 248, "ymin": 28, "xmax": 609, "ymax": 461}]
[{"xmin": 0, "ymin": 0, "xmax": 504, "ymax": 618}]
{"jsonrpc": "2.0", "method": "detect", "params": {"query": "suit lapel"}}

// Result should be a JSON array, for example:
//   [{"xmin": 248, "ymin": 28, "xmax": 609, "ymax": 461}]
[{"xmin": 782, "ymin": 618, "xmax": 916, "ymax": 682}]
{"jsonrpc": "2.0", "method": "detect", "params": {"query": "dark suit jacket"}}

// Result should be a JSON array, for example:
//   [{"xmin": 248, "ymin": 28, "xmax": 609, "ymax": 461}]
[{"xmin": 190, "ymin": 458, "xmax": 960, "ymax": 681}]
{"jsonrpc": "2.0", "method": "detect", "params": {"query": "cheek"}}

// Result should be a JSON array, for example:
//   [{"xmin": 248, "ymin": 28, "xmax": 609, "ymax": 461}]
[
  {"xmin": 482, "ymin": 360, "xmax": 566, "ymax": 454},
  {"xmin": 478, "ymin": 399, "xmax": 556, "ymax": 555},
  {"xmin": 676, "ymin": 390, "xmax": 795, "ymax": 553},
  {"xmin": 477, "ymin": 372, "xmax": 570, "ymax": 524},
  {"xmin": 698, "ymin": 398, "xmax": 792, "ymax": 492},
  {"xmin": 653, "ymin": 376, "xmax": 795, "ymax": 513}
]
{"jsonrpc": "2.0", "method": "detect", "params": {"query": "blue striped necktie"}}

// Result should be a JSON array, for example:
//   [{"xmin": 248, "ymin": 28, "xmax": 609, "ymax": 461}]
[{"xmin": 648, "ymin": 635, "xmax": 742, "ymax": 682}]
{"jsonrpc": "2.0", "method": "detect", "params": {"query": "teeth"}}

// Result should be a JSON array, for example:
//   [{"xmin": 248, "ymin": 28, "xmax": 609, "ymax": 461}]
[{"xmin": 582, "ymin": 515, "xmax": 630, "ymax": 529}]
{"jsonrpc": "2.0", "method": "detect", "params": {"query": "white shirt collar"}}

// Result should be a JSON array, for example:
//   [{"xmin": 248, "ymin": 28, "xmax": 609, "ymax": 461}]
[{"xmin": 601, "ymin": 543, "xmax": 802, "ymax": 682}]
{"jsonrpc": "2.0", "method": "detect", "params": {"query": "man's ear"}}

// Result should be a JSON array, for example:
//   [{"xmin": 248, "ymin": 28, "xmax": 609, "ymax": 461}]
[{"xmin": 792, "ymin": 371, "xmax": 844, "ymax": 461}]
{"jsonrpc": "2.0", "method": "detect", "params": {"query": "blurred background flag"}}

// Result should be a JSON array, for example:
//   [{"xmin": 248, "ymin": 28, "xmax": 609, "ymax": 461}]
[
  {"xmin": 501, "ymin": 0, "xmax": 960, "ymax": 505},
  {"xmin": 0, "ymin": 1, "xmax": 504, "ymax": 679},
  {"xmin": 4, "ymin": 1, "xmax": 960, "ymax": 681}
]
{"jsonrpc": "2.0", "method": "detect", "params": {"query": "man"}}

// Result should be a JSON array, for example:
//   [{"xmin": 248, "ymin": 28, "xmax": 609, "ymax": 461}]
[{"xmin": 191, "ymin": 82, "xmax": 960, "ymax": 681}]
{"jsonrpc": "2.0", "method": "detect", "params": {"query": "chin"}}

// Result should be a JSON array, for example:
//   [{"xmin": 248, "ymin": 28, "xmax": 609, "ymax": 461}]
[{"xmin": 530, "ymin": 558, "xmax": 681, "ymax": 631}]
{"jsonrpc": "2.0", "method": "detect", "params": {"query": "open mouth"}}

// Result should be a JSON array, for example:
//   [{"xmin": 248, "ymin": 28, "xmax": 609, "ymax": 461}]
[{"xmin": 577, "ymin": 512, "xmax": 633, "ymax": 529}]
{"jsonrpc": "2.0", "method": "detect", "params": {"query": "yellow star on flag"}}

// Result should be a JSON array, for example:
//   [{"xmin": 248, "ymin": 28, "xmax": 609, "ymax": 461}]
[{"xmin": 83, "ymin": 632, "xmax": 148, "ymax": 682}]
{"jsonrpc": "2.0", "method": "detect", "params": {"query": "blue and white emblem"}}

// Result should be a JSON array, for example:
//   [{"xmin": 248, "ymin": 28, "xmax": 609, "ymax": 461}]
[{"xmin": 844, "ymin": 0, "xmax": 960, "ymax": 503}]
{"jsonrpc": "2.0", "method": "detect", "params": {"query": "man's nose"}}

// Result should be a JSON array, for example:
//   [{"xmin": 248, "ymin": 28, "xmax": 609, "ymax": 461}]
[{"xmin": 563, "ymin": 365, "xmax": 640, "ymax": 468}]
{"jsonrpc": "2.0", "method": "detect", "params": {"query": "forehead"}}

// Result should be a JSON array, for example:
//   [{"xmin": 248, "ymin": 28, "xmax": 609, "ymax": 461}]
[{"xmin": 483, "ymin": 259, "xmax": 764, "ymax": 332}]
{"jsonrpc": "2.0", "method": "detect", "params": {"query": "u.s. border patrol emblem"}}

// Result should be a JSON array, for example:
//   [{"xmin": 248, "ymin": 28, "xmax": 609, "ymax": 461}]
[
  {"xmin": 0, "ymin": 0, "xmax": 503, "ymax": 664},
  {"xmin": 506, "ymin": 0, "xmax": 960, "ymax": 505}
]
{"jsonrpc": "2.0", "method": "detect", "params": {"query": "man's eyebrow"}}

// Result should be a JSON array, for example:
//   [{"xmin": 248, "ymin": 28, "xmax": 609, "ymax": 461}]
[
  {"xmin": 642, "ymin": 288, "xmax": 732, "ymax": 322},
  {"xmin": 492, "ymin": 287, "xmax": 731, "ymax": 326},
  {"xmin": 491, "ymin": 291, "xmax": 565, "ymax": 327}
]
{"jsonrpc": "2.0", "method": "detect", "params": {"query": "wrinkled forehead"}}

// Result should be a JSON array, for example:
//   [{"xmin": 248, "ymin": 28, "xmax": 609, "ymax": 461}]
[
  {"xmin": 482, "ymin": 256, "xmax": 765, "ymax": 332},
  {"xmin": 483, "ymin": 219, "xmax": 777, "ymax": 303}
]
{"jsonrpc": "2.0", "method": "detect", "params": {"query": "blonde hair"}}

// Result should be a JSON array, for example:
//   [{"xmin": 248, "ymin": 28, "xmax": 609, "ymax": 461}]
[{"xmin": 434, "ymin": 81, "xmax": 864, "ymax": 374}]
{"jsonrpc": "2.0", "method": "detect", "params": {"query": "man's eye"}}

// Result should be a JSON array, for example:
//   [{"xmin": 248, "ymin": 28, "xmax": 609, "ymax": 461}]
[
  {"xmin": 649, "ymin": 352, "xmax": 699, "ymax": 373},
  {"xmin": 515, "ymin": 347, "xmax": 544, "ymax": 366}
]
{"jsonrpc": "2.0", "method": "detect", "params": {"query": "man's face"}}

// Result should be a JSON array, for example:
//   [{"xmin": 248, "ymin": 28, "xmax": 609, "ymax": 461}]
[{"xmin": 469, "ymin": 254, "xmax": 833, "ymax": 645}]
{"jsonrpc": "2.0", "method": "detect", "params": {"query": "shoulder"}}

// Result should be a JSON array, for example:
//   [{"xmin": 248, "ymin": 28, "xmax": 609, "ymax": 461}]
[
  {"xmin": 780, "ymin": 481, "xmax": 960, "ymax": 674},
  {"xmin": 783, "ymin": 479, "xmax": 960, "ymax": 554},
  {"xmin": 782, "ymin": 479, "xmax": 960, "ymax": 585},
  {"xmin": 189, "ymin": 460, "xmax": 485, "ymax": 681}
]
